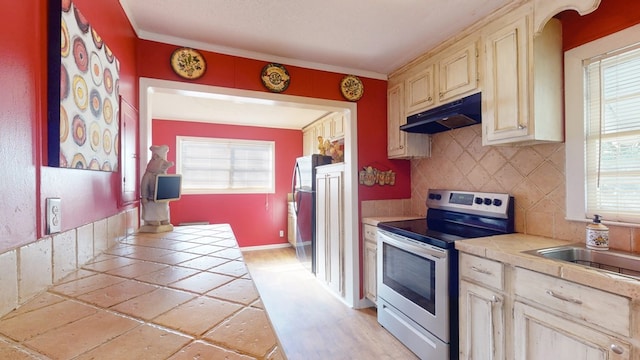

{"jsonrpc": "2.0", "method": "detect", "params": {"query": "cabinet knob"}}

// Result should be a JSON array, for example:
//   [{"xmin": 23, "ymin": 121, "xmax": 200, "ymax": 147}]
[
  {"xmin": 491, "ymin": 295, "xmax": 501, "ymax": 303},
  {"xmin": 518, "ymin": 124, "xmax": 527, "ymax": 129},
  {"xmin": 610, "ymin": 344, "xmax": 624, "ymax": 355},
  {"xmin": 427, "ymin": 96, "xmax": 432, "ymax": 102}
]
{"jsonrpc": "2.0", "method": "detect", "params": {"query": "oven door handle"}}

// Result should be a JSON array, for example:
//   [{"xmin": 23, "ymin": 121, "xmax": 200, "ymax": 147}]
[{"xmin": 378, "ymin": 231, "xmax": 447, "ymax": 260}]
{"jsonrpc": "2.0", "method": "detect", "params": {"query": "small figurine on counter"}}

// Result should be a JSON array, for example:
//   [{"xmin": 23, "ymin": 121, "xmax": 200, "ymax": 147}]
[
  {"xmin": 317, "ymin": 136, "xmax": 331, "ymax": 156},
  {"xmin": 140, "ymin": 145, "xmax": 175, "ymax": 232}
]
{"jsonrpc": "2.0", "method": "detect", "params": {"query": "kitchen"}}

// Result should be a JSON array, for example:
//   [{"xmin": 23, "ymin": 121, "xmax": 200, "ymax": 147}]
[{"xmin": 2, "ymin": 0, "xmax": 640, "ymax": 359}]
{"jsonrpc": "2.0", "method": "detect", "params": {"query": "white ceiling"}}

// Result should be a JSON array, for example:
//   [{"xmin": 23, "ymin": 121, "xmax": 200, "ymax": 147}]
[{"xmin": 119, "ymin": 0, "xmax": 513, "ymax": 128}]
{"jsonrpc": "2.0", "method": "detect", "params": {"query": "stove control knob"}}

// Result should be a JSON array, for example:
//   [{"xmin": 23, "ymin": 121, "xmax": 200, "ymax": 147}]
[
  {"xmin": 474, "ymin": 197, "xmax": 483, "ymax": 205},
  {"xmin": 429, "ymin": 193, "xmax": 436, "ymax": 200},
  {"xmin": 435, "ymin": 194, "xmax": 442, "ymax": 200},
  {"xmin": 493, "ymin": 199, "xmax": 502, "ymax": 207},
  {"xmin": 484, "ymin": 198, "xmax": 492, "ymax": 205}
]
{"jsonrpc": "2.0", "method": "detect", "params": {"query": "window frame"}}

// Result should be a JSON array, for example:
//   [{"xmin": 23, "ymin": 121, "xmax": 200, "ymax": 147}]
[
  {"xmin": 176, "ymin": 135, "xmax": 276, "ymax": 195},
  {"xmin": 565, "ymin": 23, "xmax": 640, "ymax": 226}
]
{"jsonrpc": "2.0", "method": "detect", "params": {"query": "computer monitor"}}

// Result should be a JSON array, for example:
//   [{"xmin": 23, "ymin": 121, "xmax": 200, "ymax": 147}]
[{"xmin": 154, "ymin": 174, "xmax": 182, "ymax": 202}]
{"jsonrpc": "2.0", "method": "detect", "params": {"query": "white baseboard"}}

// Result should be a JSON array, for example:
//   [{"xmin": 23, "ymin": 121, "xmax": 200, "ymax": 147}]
[{"xmin": 240, "ymin": 243, "xmax": 292, "ymax": 252}]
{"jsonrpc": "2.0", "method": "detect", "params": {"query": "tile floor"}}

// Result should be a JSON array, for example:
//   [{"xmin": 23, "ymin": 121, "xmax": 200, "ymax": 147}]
[{"xmin": 0, "ymin": 224, "xmax": 283, "ymax": 360}]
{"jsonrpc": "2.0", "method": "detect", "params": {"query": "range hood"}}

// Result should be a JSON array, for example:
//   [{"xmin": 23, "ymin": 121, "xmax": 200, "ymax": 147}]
[{"xmin": 400, "ymin": 92, "xmax": 481, "ymax": 134}]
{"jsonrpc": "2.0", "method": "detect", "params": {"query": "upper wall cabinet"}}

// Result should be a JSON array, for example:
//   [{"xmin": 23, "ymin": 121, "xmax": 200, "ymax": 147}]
[
  {"xmin": 404, "ymin": 40, "xmax": 479, "ymax": 117},
  {"xmin": 387, "ymin": 83, "xmax": 431, "ymax": 159},
  {"xmin": 302, "ymin": 112, "xmax": 345, "ymax": 156},
  {"xmin": 481, "ymin": 4, "xmax": 563, "ymax": 145},
  {"xmin": 405, "ymin": 66, "xmax": 435, "ymax": 115},
  {"xmin": 438, "ymin": 41, "xmax": 479, "ymax": 103}
]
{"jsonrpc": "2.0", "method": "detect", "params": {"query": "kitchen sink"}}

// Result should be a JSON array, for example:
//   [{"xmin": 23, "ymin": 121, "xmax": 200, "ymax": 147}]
[{"xmin": 524, "ymin": 244, "xmax": 640, "ymax": 279}]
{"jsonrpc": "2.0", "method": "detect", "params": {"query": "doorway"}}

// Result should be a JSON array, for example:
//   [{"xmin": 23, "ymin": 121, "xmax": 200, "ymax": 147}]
[{"xmin": 139, "ymin": 78, "xmax": 362, "ymax": 308}]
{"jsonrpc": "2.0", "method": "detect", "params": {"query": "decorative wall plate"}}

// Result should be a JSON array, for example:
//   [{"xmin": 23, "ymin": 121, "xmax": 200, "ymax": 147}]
[
  {"xmin": 261, "ymin": 63, "xmax": 290, "ymax": 92},
  {"xmin": 340, "ymin": 75, "xmax": 364, "ymax": 101},
  {"xmin": 170, "ymin": 47, "xmax": 207, "ymax": 79}
]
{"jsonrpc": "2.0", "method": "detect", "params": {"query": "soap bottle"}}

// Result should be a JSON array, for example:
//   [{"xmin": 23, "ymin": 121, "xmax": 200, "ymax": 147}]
[{"xmin": 586, "ymin": 214, "xmax": 609, "ymax": 250}]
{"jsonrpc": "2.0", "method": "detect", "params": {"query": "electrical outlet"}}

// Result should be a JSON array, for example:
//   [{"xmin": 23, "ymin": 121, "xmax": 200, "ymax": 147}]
[
  {"xmin": 46, "ymin": 198, "xmax": 62, "ymax": 234},
  {"xmin": 279, "ymin": 230, "xmax": 284, "ymax": 237}
]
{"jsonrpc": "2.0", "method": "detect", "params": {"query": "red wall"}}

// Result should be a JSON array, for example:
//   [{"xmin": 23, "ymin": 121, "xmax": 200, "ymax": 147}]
[
  {"xmin": 559, "ymin": 0, "xmax": 640, "ymax": 50},
  {"xmin": 4, "ymin": 0, "xmax": 637, "ymax": 254},
  {"xmin": 137, "ymin": 40, "xmax": 412, "ymax": 247},
  {"xmin": 152, "ymin": 120, "xmax": 301, "ymax": 246},
  {"xmin": 0, "ymin": 0, "xmax": 137, "ymax": 253}
]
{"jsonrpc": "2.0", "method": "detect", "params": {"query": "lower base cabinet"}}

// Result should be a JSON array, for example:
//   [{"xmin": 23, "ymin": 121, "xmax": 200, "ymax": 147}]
[
  {"xmin": 362, "ymin": 224, "xmax": 377, "ymax": 303},
  {"xmin": 459, "ymin": 280, "xmax": 505, "ymax": 360},
  {"xmin": 514, "ymin": 302, "xmax": 630, "ymax": 360},
  {"xmin": 459, "ymin": 252, "xmax": 636, "ymax": 359}
]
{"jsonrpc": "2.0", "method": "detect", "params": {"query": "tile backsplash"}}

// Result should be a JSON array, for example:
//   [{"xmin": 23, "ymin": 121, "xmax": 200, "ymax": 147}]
[
  {"xmin": 363, "ymin": 124, "xmax": 640, "ymax": 252},
  {"xmin": 0, "ymin": 208, "xmax": 138, "ymax": 317},
  {"xmin": 413, "ymin": 125, "xmax": 640, "ymax": 251}
]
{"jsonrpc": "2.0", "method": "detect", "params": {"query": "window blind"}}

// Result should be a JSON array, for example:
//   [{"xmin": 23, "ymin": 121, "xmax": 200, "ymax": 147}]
[
  {"xmin": 584, "ymin": 45, "xmax": 640, "ymax": 223},
  {"xmin": 177, "ymin": 136, "xmax": 275, "ymax": 194}
]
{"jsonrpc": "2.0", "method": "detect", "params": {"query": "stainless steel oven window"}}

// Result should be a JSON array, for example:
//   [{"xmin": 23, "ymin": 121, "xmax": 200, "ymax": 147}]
[{"xmin": 382, "ymin": 242, "xmax": 437, "ymax": 315}]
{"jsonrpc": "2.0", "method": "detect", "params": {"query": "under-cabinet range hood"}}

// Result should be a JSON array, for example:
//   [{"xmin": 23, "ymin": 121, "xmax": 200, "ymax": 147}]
[{"xmin": 400, "ymin": 92, "xmax": 481, "ymax": 134}]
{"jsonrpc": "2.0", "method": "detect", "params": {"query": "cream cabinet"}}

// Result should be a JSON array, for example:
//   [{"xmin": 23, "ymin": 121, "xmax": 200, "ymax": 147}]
[
  {"xmin": 513, "ymin": 268, "xmax": 632, "ymax": 359},
  {"xmin": 481, "ymin": 5, "xmax": 563, "ymax": 145},
  {"xmin": 437, "ymin": 41, "xmax": 478, "ymax": 103},
  {"xmin": 362, "ymin": 224, "xmax": 377, "ymax": 303},
  {"xmin": 514, "ymin": 302, "xmax": 630, "ymax": 360},
  {"xmin": 459, "ymin": 249, "xmax": 636, "ymax": 360},
  {"xmin": 302, "ymin": 127, "xmax": 315, "ymax": 156},
  {"xmin": 329, "ymin": 113, "xmax": 345, "ymax": 139},
  {"xmin": 387, "ymin": 83, "xmax": 431, "ymax": 159},
  {"xmin": 316, "ymin": 164, "xmax": 344, "ymax": 296},
  {"xmin": 459, "ymin": 254, "xmax": 506, "ymax": 360},
  {"xmin": 405, "ymin": 66, "xmax": 436, "ymax": 115},
  {"xmin": 302, "ymin": 112, "xmax": 345, "ymax": 156},
  {"xmin": 404, "ymin": 41, "xmax": 478, "ymax": 117}
]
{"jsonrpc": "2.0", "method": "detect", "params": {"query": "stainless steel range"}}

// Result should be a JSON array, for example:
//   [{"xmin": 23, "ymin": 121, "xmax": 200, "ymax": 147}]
[{"xmin": 377, "ymin": 189, "xmax": 514, "ymax": 360}]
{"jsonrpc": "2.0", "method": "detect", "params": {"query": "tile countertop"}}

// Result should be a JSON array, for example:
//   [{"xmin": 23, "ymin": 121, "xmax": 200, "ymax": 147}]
[
  {"xmin": 456, "ymin": 233, "xmax": 640, "ymax": 299},
  {"xmin": 0, "ymin": 224, "xmax": 285, "ymax": 360},
  {"xmin": 362, "ymin": 216, "xmax": 424, "ymax": 226}
]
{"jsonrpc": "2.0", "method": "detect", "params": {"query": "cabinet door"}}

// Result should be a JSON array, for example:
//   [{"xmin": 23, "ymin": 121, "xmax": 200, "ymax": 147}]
[
  {"xmin": 364, "ymin": 240, "xmax": 377, "ymax": 303},
  {"xmin": 387, "ymin": 84, "xmax": 406, "ymax": 158},
  {"xmin": 326, "ymin": 170, "xmax": 344, "ymax": 295},
  {"xmin": 459, "ymin": 281, "xmax": 505, "ymax": 360},
  {"xmin": 514, "ymin": 302, "xmax": 630, "ymax": 360},
  {"xmin": 330, "ymin": 113, "xmax": 345, "ymax": 139},
  {"xmin": 482, "ymin": 15, "xmax": 530, "ymax": 144},
  {"xmin": 438, "ymin": 41, "xmax": 478, "ymax": 101},
  {"xmin": 302, "ymin": 127, "xmax": 315, "ymax": 156},
  {"xmin": 405, "ymin": 66, "xmax": 435, "ymax": 115},
  {"xmin": 315, "ymin": 167, "xmax": 344, "ymax": 296},
  {"xmin": 315, "ymin": 173, "xmax": 328, "ymax": 282},
  {"xmin": 316, "ymin": 119, "xmax": 331, "ymax": 141}
]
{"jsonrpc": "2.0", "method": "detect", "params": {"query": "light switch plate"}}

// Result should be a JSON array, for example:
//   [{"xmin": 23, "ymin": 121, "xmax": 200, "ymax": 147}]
[{"xmin": 46, "ymin": 198, "xmax": 61, "ymax": 234}]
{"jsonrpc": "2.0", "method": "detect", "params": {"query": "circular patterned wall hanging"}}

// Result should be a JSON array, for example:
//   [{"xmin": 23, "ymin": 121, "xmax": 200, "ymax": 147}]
[
  {"xmin": 261, "ymin": 63, "xmax": 290, "ymax": 92},
  {"xmin": 170, "ymin": 47, "xmax": 207, "ymax": 80},
  {"xmin": 340, "ymin": 74, "xmax": 364, "ymax": 101}
]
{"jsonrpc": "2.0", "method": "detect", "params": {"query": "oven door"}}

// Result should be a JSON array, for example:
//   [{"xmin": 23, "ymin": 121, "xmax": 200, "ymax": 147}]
[{"xmin": 377, "ymin": 229, "xmax": 450, "ymax": 342}]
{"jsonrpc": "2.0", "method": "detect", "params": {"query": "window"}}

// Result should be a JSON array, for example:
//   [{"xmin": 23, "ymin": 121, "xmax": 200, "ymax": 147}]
[
  {"xmin": 176, "ymin": 136, "xmax": 275, "ymax": 194},
  {"xmin": 565, "ymin": 24, "xmax": 640, "ymax": 224}
]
